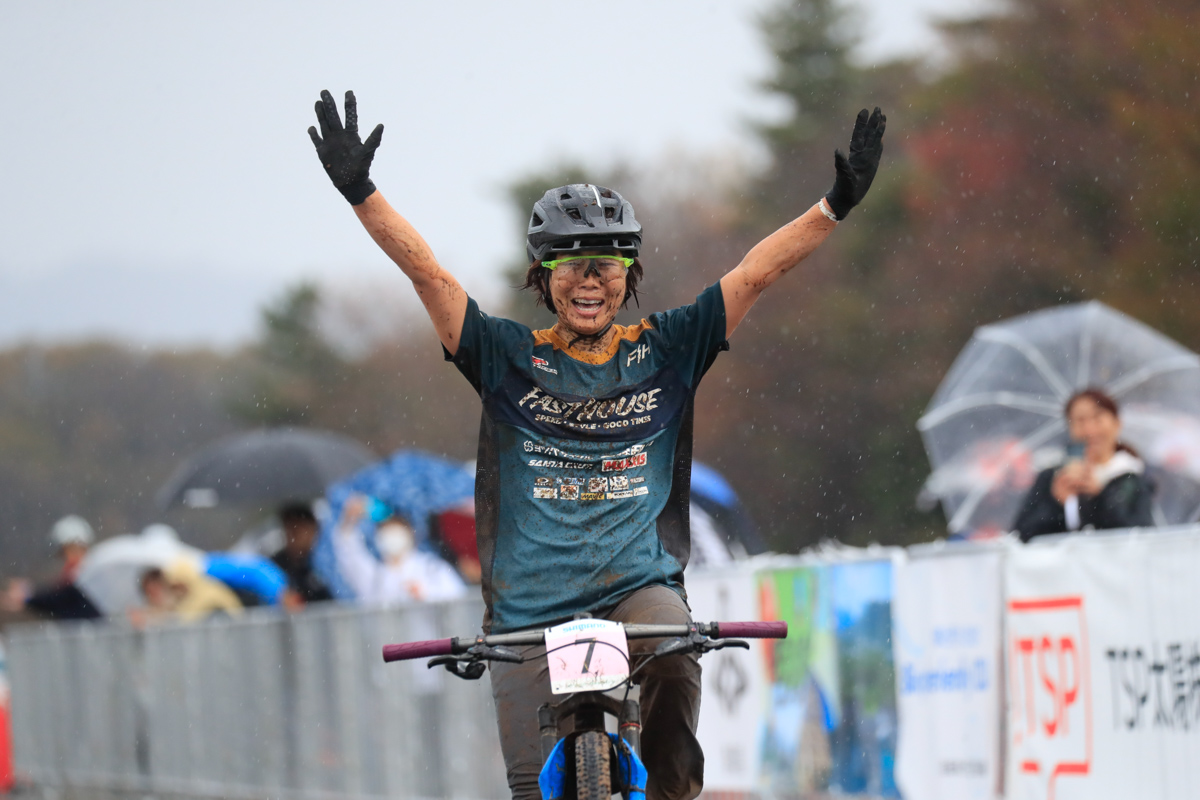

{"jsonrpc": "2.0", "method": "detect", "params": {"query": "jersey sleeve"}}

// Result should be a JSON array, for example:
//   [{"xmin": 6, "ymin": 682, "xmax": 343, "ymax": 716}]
[
  {"xmin": 444, "ymin": 297, "xmax": 532, "ymax": 395},
  {"xmin": 648, "ymin": 282, "xmax": 730, "ymax": 389}
]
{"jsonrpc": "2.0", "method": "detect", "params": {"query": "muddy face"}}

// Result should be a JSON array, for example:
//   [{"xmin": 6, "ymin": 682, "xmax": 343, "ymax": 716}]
[{"xmin": 547, "ymin": 252, "xmax": 627, "ymax": 342}]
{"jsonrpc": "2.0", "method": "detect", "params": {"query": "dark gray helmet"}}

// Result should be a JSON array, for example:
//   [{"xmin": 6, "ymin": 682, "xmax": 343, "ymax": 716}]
[{"xmin": 526, "ymin": 184, "xmax": 642, "ymax": 263}]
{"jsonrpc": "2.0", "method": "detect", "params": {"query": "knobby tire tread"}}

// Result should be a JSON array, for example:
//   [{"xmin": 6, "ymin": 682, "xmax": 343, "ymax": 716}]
[{"xmin": 574, "ymin": 730, "xmax": 612, "ymax": 800}]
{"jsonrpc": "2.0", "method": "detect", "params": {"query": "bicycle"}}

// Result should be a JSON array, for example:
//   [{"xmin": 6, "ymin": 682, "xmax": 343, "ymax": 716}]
[{"xmin": 383, "ymin": 616, "xmax": 787, "ymax": 800}]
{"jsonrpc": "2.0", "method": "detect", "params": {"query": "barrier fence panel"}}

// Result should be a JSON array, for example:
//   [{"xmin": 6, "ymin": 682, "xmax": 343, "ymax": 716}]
[
  {"xmin": 892, "ymin": 542, "xmax": 1004, "ymax": 800},
  {"xmin": 1004, "ymin": 527, "xmax": 1200, "ymax": 800},
  {"xmin": 8, "ymin": 621, "xmax": 143, "ymax": 791},
  {"xmin": 6, "ymin": 599, "xmax": 509, "ymax": 800}
]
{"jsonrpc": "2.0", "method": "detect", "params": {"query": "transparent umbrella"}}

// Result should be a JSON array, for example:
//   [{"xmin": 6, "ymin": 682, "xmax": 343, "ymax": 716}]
[{"xmin": 918, "ymin": 301, "xmax": 1200, "ymax": 536}]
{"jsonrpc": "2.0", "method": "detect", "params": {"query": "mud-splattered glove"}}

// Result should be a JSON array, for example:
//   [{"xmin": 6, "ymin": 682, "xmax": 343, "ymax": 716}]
[
  {"xmin": 308, "ymin": 89, "xmax": 384, "ymax": 206},
  {"xmin": 824, "ymin": 107, "xmax": 886, "ymax": 220}
]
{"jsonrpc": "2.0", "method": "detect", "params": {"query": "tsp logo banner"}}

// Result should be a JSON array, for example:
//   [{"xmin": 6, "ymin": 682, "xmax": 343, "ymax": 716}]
[{"xmin": 1007, "ymin": 595, "xmax": 1093, "ymax": 800}]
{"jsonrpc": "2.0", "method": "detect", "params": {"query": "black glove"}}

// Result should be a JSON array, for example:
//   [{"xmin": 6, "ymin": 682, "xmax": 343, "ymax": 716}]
[
  {"xmin": 308, "ymin": 89, "xmax": 384, "ymax": 206},
  {"xmin": 824, "ymin": 107, "xmax": 886, "ymax": 220}
]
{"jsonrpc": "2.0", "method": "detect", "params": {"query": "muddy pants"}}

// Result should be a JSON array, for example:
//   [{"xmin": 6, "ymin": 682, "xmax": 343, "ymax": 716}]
[{"xmin": 489, "ymin": 585, "xmax": 704, "ymax": 800}]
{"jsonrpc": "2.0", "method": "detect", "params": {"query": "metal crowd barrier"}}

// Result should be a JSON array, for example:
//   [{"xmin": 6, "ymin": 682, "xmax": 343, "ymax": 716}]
[{"xmin": 6, "ymin": 599, "xmax": 509, "ymax": 800}]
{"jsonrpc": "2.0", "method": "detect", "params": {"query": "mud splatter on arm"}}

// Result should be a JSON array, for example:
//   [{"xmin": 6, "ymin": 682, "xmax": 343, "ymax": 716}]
[
  {"xmin": 354, "ymin": 192, "xmax": 469, "ymax": 355},
  {"xmin": 718, "ymin": 203, "xmax": 838, "ymax": 337}
]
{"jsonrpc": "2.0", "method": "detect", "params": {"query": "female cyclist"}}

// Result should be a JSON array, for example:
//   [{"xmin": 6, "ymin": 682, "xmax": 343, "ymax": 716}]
[{"xmin": 308, "ymin": 89, "xmax": 885, "ymax": 800}]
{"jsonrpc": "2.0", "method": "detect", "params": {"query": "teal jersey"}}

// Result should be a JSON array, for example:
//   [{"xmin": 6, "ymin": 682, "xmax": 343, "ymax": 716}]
[{"xmin": 448, "ymin": 283, "xmax": 729, "ymax": 632}]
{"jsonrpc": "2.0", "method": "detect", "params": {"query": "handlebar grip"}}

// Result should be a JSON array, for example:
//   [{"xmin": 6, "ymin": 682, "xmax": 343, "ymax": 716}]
[
  {"xmin": 382, "ymin": 638, "xmax": 455, "ymax": 663},
  {"xmin": 714, "ymin": 621, "xmax": 788, "ymax": 639}
]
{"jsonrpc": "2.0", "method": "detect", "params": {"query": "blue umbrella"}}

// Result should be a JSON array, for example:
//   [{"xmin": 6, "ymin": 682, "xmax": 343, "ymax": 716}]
[
  {"xmin": 690, "ymin": 462, "xmax": 739, "ymax": 508},
  {"xmin": 313, "ymin": 450, "xmax": 475, "ymax": 599},
  {"xmin": 690, "ymin": 462, "xmax": 767, "ymax": 556}
]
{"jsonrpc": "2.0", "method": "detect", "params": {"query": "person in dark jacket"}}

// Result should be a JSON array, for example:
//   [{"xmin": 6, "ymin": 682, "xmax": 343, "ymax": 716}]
[
  {"xmin": 1013, "ymin": 388, "xmax": 1154, "ymax": 541},
  {"xmin": 271, "ymin": 502, "xmax": 333, "ymax": 604},
  {"xmin": 2, "ymin": 515, "xmax": 102, "ymax": 621}
]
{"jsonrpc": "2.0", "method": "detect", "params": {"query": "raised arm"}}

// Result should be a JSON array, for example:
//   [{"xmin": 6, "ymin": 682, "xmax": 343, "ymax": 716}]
[
  {"xmin": 719, "ymin": 108, "xmax": 885, "ymax": 337},
  {"xmin": 309, "ymin": 90, "xmax": 468, "ymax": 355}
]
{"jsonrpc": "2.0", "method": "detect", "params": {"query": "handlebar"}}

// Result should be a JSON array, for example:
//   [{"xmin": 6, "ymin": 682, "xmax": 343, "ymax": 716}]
[
  {"xmin": 382, "ymin": 620, "xmax": 787, "ymax": 663},
  {"xmin": 712, "ymin": 620, "xmax": 787, "ymax": 639},
  {"xmin": 381, "ymin": 638, "xmax": 455, "ymax": 663}
]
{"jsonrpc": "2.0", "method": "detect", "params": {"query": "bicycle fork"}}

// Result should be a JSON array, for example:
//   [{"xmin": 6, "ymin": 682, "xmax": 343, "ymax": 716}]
[{"xmin": 538, "ymin": 693, "xmax": 641, "ymax": 762}]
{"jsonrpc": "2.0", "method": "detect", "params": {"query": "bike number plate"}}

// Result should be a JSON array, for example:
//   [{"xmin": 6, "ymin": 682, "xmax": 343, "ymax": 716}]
[{"xmin": 544, "ymin": 619, "xmax": 630, "ymax": 695}]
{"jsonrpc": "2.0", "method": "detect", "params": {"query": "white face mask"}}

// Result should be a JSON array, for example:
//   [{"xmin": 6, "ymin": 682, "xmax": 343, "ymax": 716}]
[{"xmin": 376, "ymin": 522, "xmax": 414, "ymax": 561}]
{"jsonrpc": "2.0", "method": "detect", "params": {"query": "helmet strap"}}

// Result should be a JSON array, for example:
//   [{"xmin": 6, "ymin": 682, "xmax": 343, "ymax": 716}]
[{"xmin": 566, "ymin": 321, "xmax": 615, "ymax": 351}]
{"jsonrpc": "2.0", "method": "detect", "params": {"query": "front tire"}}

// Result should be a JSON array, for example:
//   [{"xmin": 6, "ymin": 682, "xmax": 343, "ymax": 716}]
[{"xmin": 574, "ymin": 731, "xmax": 612, "ymax": 800}]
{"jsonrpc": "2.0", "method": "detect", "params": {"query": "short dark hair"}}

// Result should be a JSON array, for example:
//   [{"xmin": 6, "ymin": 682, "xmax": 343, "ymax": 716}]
[
  {"xmin": 279, "ymin": 502, "xmax": 316, "ymax": 525},
  {"xmin": 140, "ymin": 567, "xmax": 166, "ymax": 592},
  {"xmin": 520, "ymin": 258, "xmax": 645, "ymax": 314}
]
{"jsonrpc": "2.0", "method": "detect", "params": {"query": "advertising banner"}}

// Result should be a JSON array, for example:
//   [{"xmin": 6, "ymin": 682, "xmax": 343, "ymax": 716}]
[
  {"xmin": 755, "ymin": 559, "xmax": 899, "ymax": 797},
  {"xmin": 1005, "ymin": 530, "xmax": 1200, "ymax": 800},
  {"xmin": 687, "ymin": 565, "xmax": 766, "ymax": 791},
  {"xmin": 892, "ymin": 547, "xmax": 1003, "ymax": 800}
]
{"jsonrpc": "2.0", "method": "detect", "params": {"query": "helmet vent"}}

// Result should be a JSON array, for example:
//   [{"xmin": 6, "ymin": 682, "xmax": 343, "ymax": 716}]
[
  {"xmin": 530, "ymin": 212, "xmax": 544, "ymax": 227},
  {"xmin": 604, "ymin": 207, "xmax": 615, "ymax": 220},
  {"xmin": 566, "ymin": 208, "xmax": 583, "ymax": 220}
]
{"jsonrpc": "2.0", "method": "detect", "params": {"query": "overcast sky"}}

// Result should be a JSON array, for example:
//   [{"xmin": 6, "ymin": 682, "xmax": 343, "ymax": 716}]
[{"xmin": 0, "ymin": 0, "xmax": 987, "ymax": 348}]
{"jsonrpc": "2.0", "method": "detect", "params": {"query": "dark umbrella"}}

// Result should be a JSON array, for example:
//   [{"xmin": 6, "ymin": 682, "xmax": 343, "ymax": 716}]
[{"xmin": 156, "ymin": 427, "xmax": 376, "ymax": 510}]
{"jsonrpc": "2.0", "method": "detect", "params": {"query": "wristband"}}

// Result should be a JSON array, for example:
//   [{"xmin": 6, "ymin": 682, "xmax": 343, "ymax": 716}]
[{"xmin": 817, "ymin": 197, "xmax": 840, "ymax": 223}]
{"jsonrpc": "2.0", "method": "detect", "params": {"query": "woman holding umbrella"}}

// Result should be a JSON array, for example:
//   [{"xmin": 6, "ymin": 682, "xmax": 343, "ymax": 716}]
[
  {"xmin": 308, "ymin": 90, "xmax": 884, "ymax": 800},
  {"xmin": 1013, "ymin": 389, "xmax": 1155, "ymax": 541}
]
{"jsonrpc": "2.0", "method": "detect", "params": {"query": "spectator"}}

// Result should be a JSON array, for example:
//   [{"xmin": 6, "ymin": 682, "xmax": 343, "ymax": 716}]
[
  {"xmin": 271, "ymin": 502, "xmax": 333, "ymax": 604},
  {"xmin": 131, "ymin": 560, "xmax": 243, "ymax": 626},
  {"xmin": 432, "ymin": 501, "xmax": 483, "ymax": 584},
  {"xmin": 1013, "ymin": 388, "xmax": 1154, "ymax": 541},
  {"xmin": 1, "ymin": 515, "xmax": 102, "ymax": 621},
  {"xmin": 333, "ymin": 494, "xmax": 466, "ymax": 607}
]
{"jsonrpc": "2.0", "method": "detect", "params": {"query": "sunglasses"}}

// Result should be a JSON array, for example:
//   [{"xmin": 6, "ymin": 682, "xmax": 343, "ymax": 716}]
[{"xmin": 541, "ymin": 255, "xmax": 634, "ymax": 279}]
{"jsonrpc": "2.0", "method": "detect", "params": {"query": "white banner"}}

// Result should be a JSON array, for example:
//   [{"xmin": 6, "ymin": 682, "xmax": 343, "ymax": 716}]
[
  {"xmin": 1005, "ymin": 530, "xmax": 1200, "ymax": 800},
  {"xmin": 686, "ymin": 565, "xmax": 766, "ymax": 791},
  {"xmin": 893, "ymin": 547, "xmax": 1003, "ymax": 800}
]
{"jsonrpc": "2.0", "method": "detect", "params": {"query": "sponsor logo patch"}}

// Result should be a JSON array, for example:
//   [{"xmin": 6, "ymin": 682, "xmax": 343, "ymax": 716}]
[
  {"xmin": 609, "ymin": 476, "xmax": 629, "ymax": 490},
  {"xmin": 633, "ymin": 486, "xmax": 649, "ymax": 496},
  {"xmin": 532, "ymin": 356, "xmax": 558, "ymax": 375},
  {"xmin": 559, "ymin": 484, "xmax": 580, "ymax": 500},
  {"xmin": 602, "ymin": 452, "xmax": 648, "ymax": 472},
  {"xmin": 533, "ymin": 486, "xmax": 557, "ymax": 499},
  {"xmin": 608, "ymin": 490, "xmax": 634, "ymax": 500},
  {"xmin": 581, "ymin": 492, "xmax": 606, "ymax": 501},
  {"xmin": 588, "ymin": 477, "xmax": 609, "ymax": 493},
  {"xmin": 534, "ymin": 477, "xmax": 555, "ymax": 487}
]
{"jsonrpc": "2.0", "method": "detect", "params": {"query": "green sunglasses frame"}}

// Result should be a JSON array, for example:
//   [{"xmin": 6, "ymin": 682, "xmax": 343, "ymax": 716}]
[{"xmin": 541, "ymin": 254, "xmax": 635, "ymax": 271}]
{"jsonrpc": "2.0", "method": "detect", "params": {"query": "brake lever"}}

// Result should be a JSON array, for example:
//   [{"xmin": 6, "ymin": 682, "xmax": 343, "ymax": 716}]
[
  {"xmin": 427, "ymin": 642, "xmax": 524, "ymax": 680},
  {"xmin": 427, "ymin": 655, "xmax": 487, "ymax": 680},
  {"xmin": 698, "ymin": 638, "xmax": 749, "ymax": 653}
]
